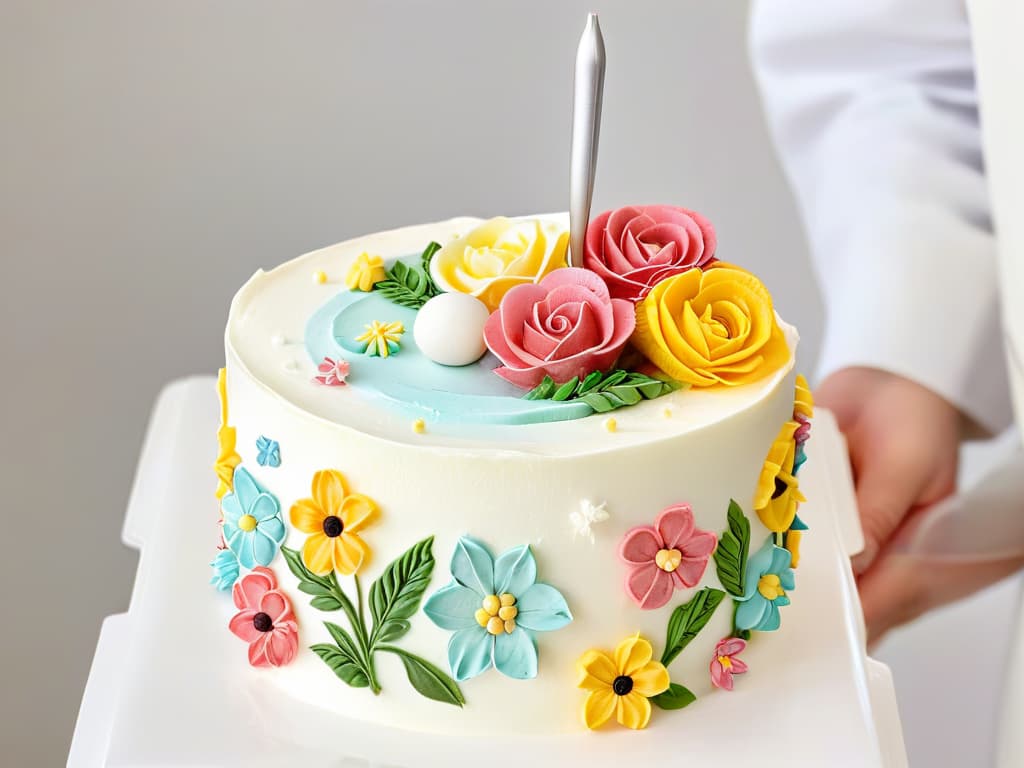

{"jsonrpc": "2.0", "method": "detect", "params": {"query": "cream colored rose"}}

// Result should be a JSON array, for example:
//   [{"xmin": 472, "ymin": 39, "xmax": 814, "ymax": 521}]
[{"xmin": 430, "ymin": 217, "xmax": 569, "ymax": 312}]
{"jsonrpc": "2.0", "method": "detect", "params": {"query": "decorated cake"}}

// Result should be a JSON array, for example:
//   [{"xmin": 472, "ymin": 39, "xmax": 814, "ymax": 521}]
[{"xmin": 212, "ymin": 208, "xmax": 815, "ymax": 735}]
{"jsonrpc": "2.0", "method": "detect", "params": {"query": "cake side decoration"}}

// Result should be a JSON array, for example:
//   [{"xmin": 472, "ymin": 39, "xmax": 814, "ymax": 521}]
[
  {"xmin": 430, "ymin": 218, "xmax": 569, "ymax": 312},
  {"xmin": 576, "ymin": 634, "xmax": 671, "ymax": 730},
  {"xmin": 424, "ymin": 537, "xmax": 573, "ymax": 681},
  {"xmin": 618, "ymin": 504, "xmax": 717, "ymax": 610},
  {"xmin": 713, "ymin": 500, "xmax": 751, "ymax": 601},
  {"xmin": 482, "ymin": 267, "xmax": 635, "ymax": 390},
  {"xmin": 570, "ymin": 499, "xmax": 610, "ymax": 543},
  {"xmin": 221, "ymin": 467, "xmax": 287, "ymax": 570},
  {"xmin": 753, "ymin": 421, "xmax": 805, "ymax": 533},
  {"xmin": 256, "ymin": 436, "xmax": 281, "ymax": 468},
  {"xmin": 632, "ymin": 265, "xmax": 789, "ymax": 388},
  {"xmin": 314, "ymin": 357, "xmax": 350, "ymax": 386},
  {"xmin": 734, "ymin": 536, "xmax": 796, "ymax": 633},
  {"xmin": 289, "ymin": 469, "xmax": 378, "ymax": 577},
  {"xmin": 583, "ymin": 205, "xmax": 717, "ymax": 302},
  {"xmin": 709, "ymin": 637, "xmax": 748, "ymax": 691},
  {"xmin": 229, "ymin": 566, "xmax": 299, "ymax": 668},
  {"xmin": 210, "ymin": 548, "xmax": 240, "ymax": 592},
  {"xmin": 214, "ymin": 367, "xmax": 242, "ymax": 499}
]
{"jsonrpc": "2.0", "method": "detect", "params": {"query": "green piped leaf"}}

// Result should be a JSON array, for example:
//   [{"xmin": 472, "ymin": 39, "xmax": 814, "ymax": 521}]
[
  {"xmin": 661, "ymin": 587, "xmax": 726, "ymax": 667},
  {"xmin": 311, "ymin": 639, "xmax": 370, "ymax": 689},
  {"xmin": 713, "ymin": 500, "xmax": 751, "ymax": 598},
  {"xmin": 369, "ymin": 536, "xmax": 436, "ymax": 647},
  {"xmin": 373, "ymin": 242, "xmax": 443, "ymax": 309},
  {"xmin": 521, "ymin": 369, "xmax": 684, "ymax": 414},
  {"xmin": 282, "ymin": 546, "xmax": 342, "ymax": 610},
  {"xmin": 381, "ymin": 646, "xmax": 465, "ymax": 707},
  {"xmin": 651, "ymin": 683, "xmax": 697, "ymax": 711}
]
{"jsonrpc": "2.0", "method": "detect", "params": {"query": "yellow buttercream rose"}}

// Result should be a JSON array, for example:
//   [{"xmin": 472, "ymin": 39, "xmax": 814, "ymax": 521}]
[
  {"xmin": 632, "ymin": 265, "xmax": 789, "ymax": 387},
  {"xmin": 429, "ymin": 217, "xmax": 568, "ymax": 311}
]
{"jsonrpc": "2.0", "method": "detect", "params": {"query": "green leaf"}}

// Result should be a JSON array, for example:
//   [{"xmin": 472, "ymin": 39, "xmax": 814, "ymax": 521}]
[
  {"xmin": 651, "ymin": 683, "xmax": 697, "ymax": 711},
  {"xmin": 368, "ymin": 536, "xmax": 436, "ymax": 648},
  {"xmin": 381, "ymin": 646, "xmax": 465, "ymax": 707},
  {"xmin": 310, "ymin": 595, "xmax": 343, "ymax": 611},
  {"xmin": 552, "ymin": 377, "xmax": 579, "ymax": 401},
  {"xmin": 372, "ymin": 243, "xmax": 443, "ymax": 309},
  {"xmin": 577, "ymin": 370, "xmax": 604, "ymax": 394},
  {"xmin": 523, "ymin": 376, "xmax": 557, "ymax": 400},
  {"xmin": 296, "ymin": 581, "xmax": 332, "ymax": 597},
  {"xmin": 521, "ymin": 368, "xmax": 683, "ymax": 414},
  {"xmin": 324, "ymin": 621, "xmax": 364, "ymax": 661},
  {"xmin": 661, "ymin": 587, "xmax": 726, "ymax": 667},
  {"xmin": 311, "ymin": 643, "xmax": 370, "ymax": 689},
  {"xmin": 713, "ymin": 500, "xmax": 751, "ymax": 597},
  {"xmin": 281, "ymin": 546, "xmax": 338, "ymax": 599}
]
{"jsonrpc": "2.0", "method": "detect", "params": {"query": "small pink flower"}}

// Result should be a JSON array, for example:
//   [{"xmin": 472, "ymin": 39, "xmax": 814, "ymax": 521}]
[
  {"xmin": 710, "ymin": 637, "xmax": 749, "ymax": 690},
  {"xmin": 483, "ymin": 267, "xmax": 635, "ymax": 390},
  {"xmin": 619, "ymin": 503, "xmax": 717, "ymax": 610},
  {"xmin": 314, "ymin": 357, "xmax": 350, "ymax": 386},
  {"xmin": 229, "ymin": 566, "xmax": 299, "ymax": 667},
  {"xmin": 794, "ymin": 413, "xmax": 812, "ymax": 444}
]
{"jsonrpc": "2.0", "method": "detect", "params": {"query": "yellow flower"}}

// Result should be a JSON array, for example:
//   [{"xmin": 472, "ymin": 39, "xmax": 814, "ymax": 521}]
[
  {"xmin": 214, "ymin": 368, "xmax": 241, "ymax": 500},
  {"xmin": 355, "ymin": 320, "xmax": 404, "ymax": 358},
  {"xmin": 346, "ymin": 252, "xmax": 387, "ymax": 292},
  {"xmin": 429, "ymin": 217, "xmax": 568, "ymax": 311},
  {"xmin": 753, "ymin": 420, "xmax": 807, "ymax": 533},
  {"xmin": 632, "ymin": 265, "xmax": 790, "ymax": 387},
  {"xmin": 576, "ymin": 635, "xmax": 670, "ymax": 730},
  {"xmin": 794, "ymin": 374, "xmax": 814, "ymax": 419},
  {"xmin": 289, "ymin": 470, "xmax": 378, "ymax": 576}
]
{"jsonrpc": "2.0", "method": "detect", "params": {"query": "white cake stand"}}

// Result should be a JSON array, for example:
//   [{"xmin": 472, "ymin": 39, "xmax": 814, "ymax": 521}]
[{"xmin": 68, "ymin": 377, "xmax": 908, "ymax": 767}]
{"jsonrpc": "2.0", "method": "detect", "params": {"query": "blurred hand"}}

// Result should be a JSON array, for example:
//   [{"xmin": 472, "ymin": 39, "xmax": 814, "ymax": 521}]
[{"xmin": 816, "ymin": 367, "xmax": 961, "ymax": 641}]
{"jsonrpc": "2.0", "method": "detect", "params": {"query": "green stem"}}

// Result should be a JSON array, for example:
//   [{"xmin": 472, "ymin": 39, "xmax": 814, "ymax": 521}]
[{"xmin": 330, "ymin": 573, "xmax": 380, "ymax": 694}]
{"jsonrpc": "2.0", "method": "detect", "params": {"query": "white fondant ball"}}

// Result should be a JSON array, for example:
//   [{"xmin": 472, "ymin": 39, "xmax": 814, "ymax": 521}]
[{"xmin": 414, "ymin": 293, "xmax": 491, "ymax": 366}]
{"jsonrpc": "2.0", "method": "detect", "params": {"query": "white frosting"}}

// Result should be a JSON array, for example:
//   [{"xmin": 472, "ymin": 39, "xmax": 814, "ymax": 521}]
[{"xmin": 224, "ymin": 215, "xmax": 800, "ymax": 734}]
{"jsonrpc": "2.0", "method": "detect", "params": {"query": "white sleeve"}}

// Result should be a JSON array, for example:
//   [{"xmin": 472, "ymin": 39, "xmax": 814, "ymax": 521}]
[{"xmin": 750, "ymin": 0, "xmax": 1011, "ymax": 434}]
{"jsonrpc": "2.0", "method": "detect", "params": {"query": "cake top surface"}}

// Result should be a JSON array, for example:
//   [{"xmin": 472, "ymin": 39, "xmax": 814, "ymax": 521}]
[{"xmin": 226, "ymin": 213, "xmax": 798, "ymax": 456}]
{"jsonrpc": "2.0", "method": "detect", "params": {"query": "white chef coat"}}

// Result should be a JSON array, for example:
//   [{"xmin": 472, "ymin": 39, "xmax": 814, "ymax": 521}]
[{"xmin": 750, "ymin": 0, "xmax": 1015, "ymax": 435}]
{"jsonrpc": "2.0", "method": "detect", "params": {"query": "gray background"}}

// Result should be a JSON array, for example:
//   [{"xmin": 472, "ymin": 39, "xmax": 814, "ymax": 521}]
[{"xmin": 1, "ymin": 1, "xmax": 821, "ymax": 765}]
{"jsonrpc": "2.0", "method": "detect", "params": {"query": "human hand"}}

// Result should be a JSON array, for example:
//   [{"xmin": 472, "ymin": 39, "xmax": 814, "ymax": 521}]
[{"xmin": 816, "ymin": 367, "xmax": 961, "ymax": 641}]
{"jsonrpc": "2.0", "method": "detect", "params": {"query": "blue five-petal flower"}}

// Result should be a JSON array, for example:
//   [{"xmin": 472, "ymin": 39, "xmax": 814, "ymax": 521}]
[
  {"xmin": 423, "ymin": 537, "xmax": 573, "ymax": 681},
  {"xmin": 734, "ymin": 535, "xmax": 796, "ymax": 632},
  {"xmin": 220, "ymin": 466, "xmax": 286, "ymax": 569},
  {"xmin": 256, "ymin": 436, "xmax": 281, "ymax": 468}
]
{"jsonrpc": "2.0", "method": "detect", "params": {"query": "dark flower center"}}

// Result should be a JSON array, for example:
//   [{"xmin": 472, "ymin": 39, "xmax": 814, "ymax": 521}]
[
  {"xmin": 612, "ymin": 675, "xmax": 634, "ymax": 696},
  {"xmin": 323, "ymin": 515, "xmax": 344, "ymax": 537},
  {"xmin": 772, "ymin": 476, "xmax": 788, "ymax": 500},
  {"xmin": 252, "ymin": 612, "xmax": 273, "ymax": 632}
]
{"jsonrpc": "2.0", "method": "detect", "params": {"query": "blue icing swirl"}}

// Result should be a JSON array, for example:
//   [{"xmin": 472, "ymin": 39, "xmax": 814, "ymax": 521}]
[{"xmin": 304, "ymin": 257, "xmax": 592, "ymax": 426}]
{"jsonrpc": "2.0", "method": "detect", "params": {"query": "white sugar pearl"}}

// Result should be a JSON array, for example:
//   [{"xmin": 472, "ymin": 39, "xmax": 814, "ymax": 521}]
[{"xmin": 414, "ymin": 293, "xmax": 490, "ymax": 366}]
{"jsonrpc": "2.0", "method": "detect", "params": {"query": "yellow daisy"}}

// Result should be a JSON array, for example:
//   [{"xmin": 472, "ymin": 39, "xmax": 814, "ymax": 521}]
[
  {"xmin": 289, "ymin": 469, "xmax": 378, "ymax": 576},
  {"xmin": 355, "ymin": 320, "xmax": 405, "ymax": 358},
  {"xmin": 577, "ymin": 635, "xmax": 670, "ymax": 730}
]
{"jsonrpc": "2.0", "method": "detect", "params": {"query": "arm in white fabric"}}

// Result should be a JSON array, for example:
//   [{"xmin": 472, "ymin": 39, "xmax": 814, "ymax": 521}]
[{"xmin": 750, "ymin": 0, "xmax": 1011, "ymax": 434}]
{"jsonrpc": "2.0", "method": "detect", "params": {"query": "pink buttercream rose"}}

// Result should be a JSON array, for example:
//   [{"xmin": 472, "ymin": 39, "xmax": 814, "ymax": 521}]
[
  {"xmin": 584, "ymin": 205, "xmax": 717, "ymax": 302},
  {"xmin": 483, "ymin": 267, "xmax": 635, "ymax": 390},
  {"xmin": 229, "ymin": 566, "xmax": 299, "ymax": 668},
  {"xmin": 619, "ymin": 504, "xmax": 717, "ymax": 610}
]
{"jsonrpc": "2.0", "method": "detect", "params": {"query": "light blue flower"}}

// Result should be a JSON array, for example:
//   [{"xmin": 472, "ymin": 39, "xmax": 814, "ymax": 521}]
[
  {"xmin": 221, "ymin": 466, "xmax": 286, "ymax": 569},
  {"xmin": 210, "ymin": 548, "xmax": 239, "ymax": 591},
  {"xmin": 256, "ymin": 436, "xmax": 281, "ymax": 468},
  {"xmin": 423, "ymin": 537, "xmax": 573, "ymax": 681},
  {"xmin": 735, "ymin": 535, "xmax": 795, "ymax": 632}
]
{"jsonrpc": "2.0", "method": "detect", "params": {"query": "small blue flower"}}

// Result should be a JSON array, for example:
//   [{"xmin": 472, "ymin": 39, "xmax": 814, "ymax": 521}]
[
  {"xmin": 735, "ymin": 535, "xmax": 795, "ymax": 632},
  {"xmin": 256, "ymin": 436, "xmax": 281, "ymax": 468},
  {"xmin": 424, "ymin": 537, "xmax": 573, "ymax": 681},
  {"xmin": 221, "ymin": 466, "xmax": 286, "ymax": 569},
  {"xmin": 210, "ymin": 549, "xmax": 239, "ymax": 591}
]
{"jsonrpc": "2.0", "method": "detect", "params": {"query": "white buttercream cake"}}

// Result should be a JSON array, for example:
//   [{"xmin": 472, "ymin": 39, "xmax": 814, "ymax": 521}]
[{"xmin": 212, "ymin": 210, "xmax": 814, "ymax": 735}]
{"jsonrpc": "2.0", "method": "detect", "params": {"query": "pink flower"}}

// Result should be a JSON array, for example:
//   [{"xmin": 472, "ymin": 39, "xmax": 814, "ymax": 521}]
[
  {"xmin": 584, "ymin": 205, "xmax": 717, "ymax": 302},
  {"xmin": 483, "ymin": 267, "xmax": 635, "ymax": 390},
  {"xmin": 618, "ymin": 504, "xmax": 717, "ymax": 610},
  {"xmin": 709, "ymin": 637, "xmax": 749, "ymax": 691},
  {"xmin": 314, "ymin": 357, "xmax": 350, "ymax": 386},
  {"xmin": 229, "ymin": 566, "xmax": 299, "ymax": 667},
  {"xmin": 794, "ymin": 413, "xmax": 812, "ymax": 444}
]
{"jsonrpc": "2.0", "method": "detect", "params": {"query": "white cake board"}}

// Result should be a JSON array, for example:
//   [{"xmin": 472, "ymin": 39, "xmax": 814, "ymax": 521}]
[{"xmin": 69, "ymin": 377, "xmax": 907, "ymax": 767}]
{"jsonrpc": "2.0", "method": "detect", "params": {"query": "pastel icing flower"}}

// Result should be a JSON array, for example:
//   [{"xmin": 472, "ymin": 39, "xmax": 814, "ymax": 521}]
[
  {"xmin": 576, "ymin": 634, "xmax": 670, "ymax": 730},
  {"xmin": 619, "ymin": 503, "xmax": 717, "ymax": 610},
  {"xmin": 229, "ymin": 567, "xmax": 299, "ymax": 667},
  {"xmin": 214, "ymin": 368, "xmax": 241, "ymax": 500},
  {"xmin": 430, "ymin": 217, "xmax": 569, "ymax": 312},
  {"xmin": 221, "ymin": 467, "xmax": 286, "ymax": 569},
  {"xmin": 345, "ymin": 252, "xmax": 387, "ymax": 292},
  {"xmin": 632, "ymin": 266, "xmax": 790, "ymax": 388},
  {"xmin": 483, "ymin": 267, "xmax": 635, "ymax": 390},
  {"xmin": 423, "ymin": 537, "xmax": 572, "ymax": 681},
  {"xmin": 355, "ymin": 320, "xmax": 404, "ymax": 358},
  {"xmin": 709, "ymin": 637, "xmax": 748, "ymax": 690},
  {"xmin": 210, "ymin": 548, "xmax": 240, "ymax": 591},
  {"xmin": 734, "ymin": 536, "xmax": 795, "ymax": 632},
  {"xmin": 256, "ymin": 435, "xmax": 281, "ymax": 468},
  {"xmin": 314, "ymin": 356, "xmax": 350, "ymax": 386},
  {"xmin": 289, "ymin": 469, "xmax": 378, "ymax": 576},
  {"xmin": 753, "ymin": 420, "xmax": 806, "ymax": 533},
  {"xmin": 584, "ymin": 205, "xmax": 718, "ymax": 302},
  {"xmin": 570, "ymin": 499, "xmax": 610, "ymax": 543}
]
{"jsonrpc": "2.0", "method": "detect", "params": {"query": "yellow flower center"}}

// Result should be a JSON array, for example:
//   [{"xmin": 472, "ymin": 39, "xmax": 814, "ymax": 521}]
[
  {"xmin": 757, "ymin": 573, "xmax": 785, "ymax": 600},
  {"xmin": 699, "ymin": 305, "xmax": 731, "ymax": 339},
  {"xmin": 475, "ymin": 593, "xmax": 518, "ymax": 635},
  {"xmin": 655, "ymin": 548, "xmax": 683, "ymax": 572},
  {"xmin": 718, "ymin": 655, "xmax": 733, "ymax": 670},
  {"xmin": 238, "ymin": 514, "xmax": 257, "ymax": 532}
]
